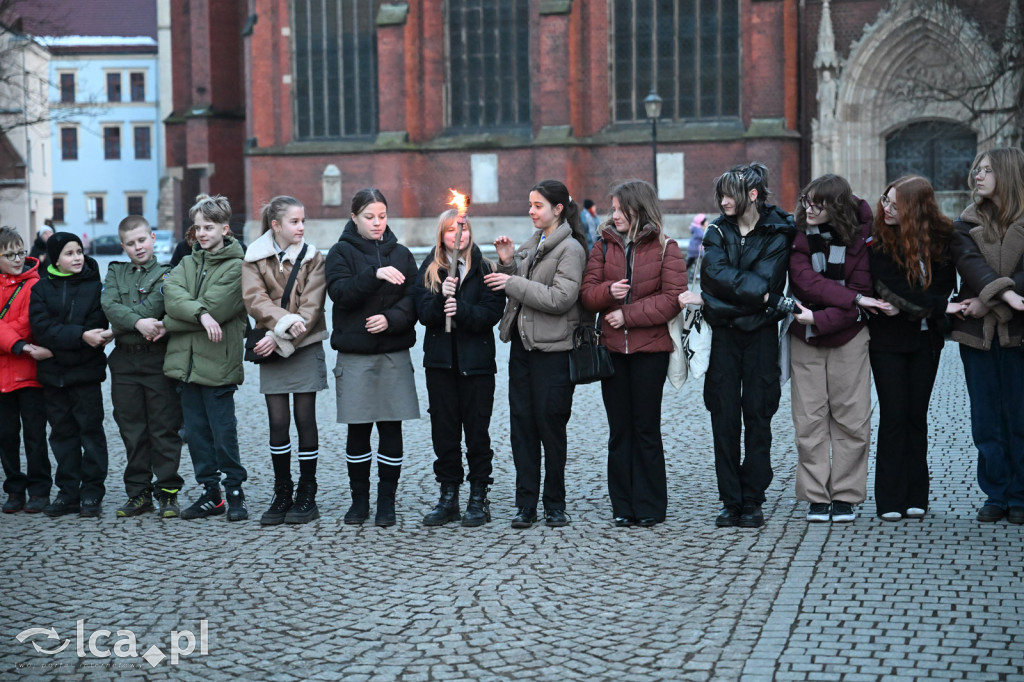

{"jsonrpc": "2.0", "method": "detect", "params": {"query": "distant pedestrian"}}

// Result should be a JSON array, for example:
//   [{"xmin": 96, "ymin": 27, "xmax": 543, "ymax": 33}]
[
  {"xmin": 242, "ymin": 196, "xmax": 329, "ymax": 526},
  {"xmin": 868, "ymin": 176, "xmax": 959, "ymax": 522},
  {"xmin": 581, "ymin": 199, "xmax": 600, "ymax": 252},
  {"xmin": 686, "ymin": 213, "xmax": 706, "ymax": 276},
  {"xmin": 484, "ymin": 179, "xmax": 588, "ymax": 529},
  {"xmin": 326, "ymin": 188, "xmax": 419, "ymax": 528},
  {"xmin": 28, "ymin": 223, "xmax": 53, "ymax": 270},
  {"xmin": 950, "ymin": 147, "xmax": 1024, "ymax": 525}
]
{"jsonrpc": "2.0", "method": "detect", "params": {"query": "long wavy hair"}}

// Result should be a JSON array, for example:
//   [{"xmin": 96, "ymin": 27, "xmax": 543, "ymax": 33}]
[
  {"xmin": 872, "ymin": 175, "xmax": 952, "ymax": 289},
  {"xmin": 967, "ymin": 147, "xmax": 1024, "ymax": 243},
  {"xmin": 607, "ymin": 179, "xmax": 666, "ymax": 255},
  {"xmin": 795, "ymin": 174, "xmax": 860, "ymax": 246},
  {"xmin": 423, "ymin": 208, "xmax": 476, "ymax": 293}
]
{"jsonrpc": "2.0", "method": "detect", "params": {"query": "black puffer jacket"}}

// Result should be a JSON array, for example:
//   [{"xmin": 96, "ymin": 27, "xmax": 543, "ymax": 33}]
[
  {"xmin": 700, "ymin": 204, "xmax": 795, "ymax": 331},
  {"xmin": 28, "ymin": 257, "xmax": 108, "ymax": 387},
  {"xmin": 413, "ymin": 245, "xmax": 505, "ymax": 376},
  {"xmin": 326, "ymin": 220, "xmax": 418, "ymax": 354}
]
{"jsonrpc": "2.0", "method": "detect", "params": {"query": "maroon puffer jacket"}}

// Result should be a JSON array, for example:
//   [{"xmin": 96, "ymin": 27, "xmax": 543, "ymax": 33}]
[{"xmin": 581, "ymin": 224, "xmax": 687, "ymax": 354}]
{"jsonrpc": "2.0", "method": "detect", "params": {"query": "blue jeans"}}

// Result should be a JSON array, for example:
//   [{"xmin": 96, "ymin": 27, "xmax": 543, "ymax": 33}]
[
  {"xmin": 960, "ymin": 341, "xmax": 1024, "ymax": 508},
  {"xmin": 179, "ymin": 383, "xmax": 247, "ymax": 491}
]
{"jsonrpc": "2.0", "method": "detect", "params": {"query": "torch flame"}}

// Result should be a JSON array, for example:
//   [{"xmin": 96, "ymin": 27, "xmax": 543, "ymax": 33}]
[{"xmin": 448, "ymin": 188, "xmax": 469, "ymax": 218}]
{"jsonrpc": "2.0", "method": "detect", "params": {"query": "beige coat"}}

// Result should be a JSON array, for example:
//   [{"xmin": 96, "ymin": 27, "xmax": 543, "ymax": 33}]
[
  {"xmin": 496, "ymin": 222, "xmax": 587, "ymax": 352},
  {"xmin": 242, "ymin": 230, "xmax": 328, "ymax": 359}
]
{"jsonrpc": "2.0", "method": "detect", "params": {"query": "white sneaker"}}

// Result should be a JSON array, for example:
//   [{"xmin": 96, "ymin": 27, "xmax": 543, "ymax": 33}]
[
  {"xmin": 806, "ymin": 502, "xmax": 831, "ymax": 522},
  {"xmin": 905, "ymin": 507, "xmax": 926, "ymax": 518},
  {"xmin": 831, "ymin": 501, "xmax": 856, "ymax": 522},
  {"xmin": 880, "ymin": 511, "xmax": 902, "ymax": 521}
]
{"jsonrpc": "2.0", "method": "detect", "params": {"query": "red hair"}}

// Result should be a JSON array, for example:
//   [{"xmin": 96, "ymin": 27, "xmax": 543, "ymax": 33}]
[{"xmin": 871, "ymin": 176, "xmax": 952, "ymax": 289}]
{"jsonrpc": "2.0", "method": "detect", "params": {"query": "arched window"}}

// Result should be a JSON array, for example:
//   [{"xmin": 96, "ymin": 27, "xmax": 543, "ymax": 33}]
[{"xmin": 885, "ymin": 122, "xmax": 976, "ymax": 191}]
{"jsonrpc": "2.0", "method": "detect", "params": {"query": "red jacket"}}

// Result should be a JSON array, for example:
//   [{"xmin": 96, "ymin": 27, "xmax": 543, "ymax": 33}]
[
  {"xmin": 787, "ymin": 198, "xmax": 874, "ymax": 348},
  {"xmin": 0, "ymin": 256, "xmax": 42, "ymax": 392},
  {"xmin": 581, "ymin": 225, "xmax": 687, "ymax": 353}
]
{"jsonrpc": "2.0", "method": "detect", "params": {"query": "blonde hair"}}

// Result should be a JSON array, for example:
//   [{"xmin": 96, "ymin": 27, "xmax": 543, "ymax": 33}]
[
  {"xmin": 423, "ymin": 209, "xmax": 474, "ymax": 293},
  {"xmin": 968, "ymin": 147, "xmax": 1024, "ymax": 243},
  {"xmin": 189, "ymin": 194, "xmax": 232, "ymax": 226}
]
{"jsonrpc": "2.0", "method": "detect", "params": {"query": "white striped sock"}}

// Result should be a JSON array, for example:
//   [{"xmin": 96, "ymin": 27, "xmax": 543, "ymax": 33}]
[
  {"xmin": 376, "ymin": 453, "xmax": 403, "ymax": 467},
  {"xmin": 270, "ymin": 443, "xmax": 291, "ymax": 454},
  {"xmin": 346, "ymin": 451, "xmax": 372, "ymax": 464},
  {"xmin": 297, "ymin": 450, "xmax": 319, "ymax": 461}
]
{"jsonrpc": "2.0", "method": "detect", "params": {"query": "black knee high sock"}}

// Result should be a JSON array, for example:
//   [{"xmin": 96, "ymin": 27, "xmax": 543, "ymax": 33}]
[
  {"xmin": 298, "ymin": 448, "xmax": 318, "ymax": 483},
  {"xmin": 270, "ymin": 442, "xmax": 291, "ymax": 482}
]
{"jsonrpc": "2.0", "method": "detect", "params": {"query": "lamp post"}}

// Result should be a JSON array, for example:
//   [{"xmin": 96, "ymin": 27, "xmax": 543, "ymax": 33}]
[{"xmin": 644, "ymin": 88, "xmax": 663, "ymax": 193}]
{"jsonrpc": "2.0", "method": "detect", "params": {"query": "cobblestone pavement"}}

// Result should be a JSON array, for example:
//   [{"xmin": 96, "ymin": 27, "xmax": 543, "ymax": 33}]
[{"xmin": 2, "ymin": 289, "xmax": 1023, "ymax": 680}]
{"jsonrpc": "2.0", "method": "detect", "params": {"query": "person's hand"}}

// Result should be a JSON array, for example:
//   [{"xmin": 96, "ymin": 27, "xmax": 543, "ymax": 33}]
[
  {"xmin": 880, "ymin": 301, "xmax": 900, "ymax": 317},
  {"xmin": 365, "ymin": 314, "xmax": 389, "ymax": 334},
  {"xmin": 135, "ymin": 317, "xmax": 163, "ymax": 342},
  {"xmin": 493, "ymin": 235, "xmax": 514, "ymax": 264},
  {"xmin": 444, "ymin": 297, "xmax": 457, "ymax": 318},
  {"xmin": 856, "ymin": 296, "xmax": 893, "ymax": 315},
  {"xmin": 253, "ymin": 335, "xmax": 277, "ymax": 356},
  {"xmin": 1001, "ymin": 289, "xmax": 1024, "ymax": 311},
  {"xmin": 484, "ymin": 272, "xmax": 511, "ymax": 291},
  {"xmin": 609, "ymin": 279, "xmax": 630, "ymax": 301},
  {"xmin": 287, "ymin": 320, "xmax": 306, "ymax": 337},
  {"xmin": 375, "ymin": 266, "xmax": 405, "ymax": 285},
  {"xmin": 82, "ymin": 328, "xmax": 109, "ymax": 347},
  {"xmin": 946, "ymin": 300, "xmax": 969, "ymax": 318},
  {"xmin": 441, "ymin": 276, "xmax": 458, "ymax": 297},
  {"xmin": 678, "ymin": 291, "xmax": 703, "ymax": 307},
  {"xmin": 200, "ymin": 313, "xmax": 222, "ymax": 342},
  {"xmin": 150, "ymin": 320, "xmax": 166, "ymax": 341},
  {"xmin": 793, "ymin": 302, "xmax": 815, "ymax": 326},
  {"xmin": 24, "ymin": 344, "xmax": 53, "ymax": 360},
  {"xmin": 604, "ymin": 310, "xmax": 625, "ymax": 329},
  {"xmin": 962, "ymin": 297, "xmax": 990, "ymax": 319}
]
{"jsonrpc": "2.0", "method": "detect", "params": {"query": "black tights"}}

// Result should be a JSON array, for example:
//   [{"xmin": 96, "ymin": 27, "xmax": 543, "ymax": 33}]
[
  {"xmin": 346, "ymin": 421, "xmax": 402, "ymax": 457},
  {"xmin": 266, "ymin": 393, "xmax": 318, "ymax": 451}
]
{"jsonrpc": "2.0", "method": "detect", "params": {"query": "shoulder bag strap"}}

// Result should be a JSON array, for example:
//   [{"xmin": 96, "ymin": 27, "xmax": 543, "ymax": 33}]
[
  {"xmin": 0, "ymin": 281, "xmax": 27, "ymax": 320},
  {"xmin": 279, "ymin": 244, "xmax": 309, "ymax": 311}
]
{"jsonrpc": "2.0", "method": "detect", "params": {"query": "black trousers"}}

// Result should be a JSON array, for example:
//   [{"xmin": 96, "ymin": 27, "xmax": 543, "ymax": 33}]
[
  {"xmin": 704, "ymin": 325, "xmax": 781, "ymax": 510},
  {"xmin": 45, "ymin": 383, "xmax": 109, "ymax": 501},
  {"xmin": 869, "ymin": 340, "xmax": 940, "ymax": 515},
  {"xmin": 508, "ymin": 335, "xmax": 575, "ymax": 511},
  {"xmin": 601, "ymin": 351, "xmax": 670, "ymax": 520},
  {"xmin": 0, "ymin": 387, "xmax": 50, "ymax": 497},
  {"xmin": 425, "ymin": 368, "xmax": 494, "ymax": 485}
]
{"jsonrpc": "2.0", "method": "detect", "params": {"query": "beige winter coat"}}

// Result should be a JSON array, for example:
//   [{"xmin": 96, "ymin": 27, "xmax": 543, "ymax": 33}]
[
  {"xmin": 496, "ymin": 222, "xmax": 587, "ymax": 352},
  {"xmin": 241, "ymin": 231, "xmax": 328, "ymax": 359}
]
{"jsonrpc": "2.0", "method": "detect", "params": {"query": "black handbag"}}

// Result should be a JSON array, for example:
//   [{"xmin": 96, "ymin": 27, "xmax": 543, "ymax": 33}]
[
  {"xmin": 568, "ymin": 324, "xmax": 615, "ymax": 385},
  {"xmin": 244, "ymin": 244, "xmax": 308, "ymax": 364}
]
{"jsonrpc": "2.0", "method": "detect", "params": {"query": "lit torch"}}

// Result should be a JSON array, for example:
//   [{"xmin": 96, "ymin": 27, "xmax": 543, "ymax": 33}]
[{"xmin": 446, "ymin": 189, "xmax": 470, "ymax": 332}]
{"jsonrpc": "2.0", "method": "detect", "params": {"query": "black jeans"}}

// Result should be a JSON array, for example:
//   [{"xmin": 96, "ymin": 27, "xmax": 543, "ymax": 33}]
[
  {"xmin": 870, "ymin": 339, "xmax": 940, "ymax": 514},
  {"xmin": 45, "ymin": 383, "xmax": 109, "ymax": 502},
  {"xmin": 0, "ymin": 387, "xmax": 50, "ymax": 497},
  {"xmin": 601, "ymin": 351, "xmax": 670, "ymax": 520},
  {"xmin": 704, "ymin": 325, "xmax": 781, "ymax": 510},
  {"xmin": 508, "ymin": 335, "xmax": 574, "ymax": 511},
  {"xmin": 425, "ymin": 368, "xmax": 495, "ymax": 485}
]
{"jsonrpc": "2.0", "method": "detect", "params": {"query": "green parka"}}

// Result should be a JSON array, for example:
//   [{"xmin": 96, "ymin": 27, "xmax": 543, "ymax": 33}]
[{"xmin": 162, "ymin": 237, "xmax": 246, "ymax": 386}]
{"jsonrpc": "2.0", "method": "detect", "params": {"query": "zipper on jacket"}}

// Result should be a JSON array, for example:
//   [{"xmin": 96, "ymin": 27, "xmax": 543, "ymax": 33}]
[{"xmin": 624, "ymin": 328, "xmax": 629, "ymax": 354}]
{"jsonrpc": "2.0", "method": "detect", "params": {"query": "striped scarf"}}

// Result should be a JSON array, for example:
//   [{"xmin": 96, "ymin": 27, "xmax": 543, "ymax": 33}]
[{"xmin": 803, "ymin": 226, "xmax": 847, "ymax": 340}]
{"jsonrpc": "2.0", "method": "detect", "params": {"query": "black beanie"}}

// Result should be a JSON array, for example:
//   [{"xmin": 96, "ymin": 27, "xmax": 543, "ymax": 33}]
[{"xmin": 47, "ymin": 232, "xmax": 84, "ymax": 265}]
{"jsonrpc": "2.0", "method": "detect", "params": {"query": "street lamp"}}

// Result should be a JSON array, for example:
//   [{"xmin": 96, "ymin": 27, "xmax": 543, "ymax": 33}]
[{"xmin": 644, "ymin": 88, "xmax": 663, "ymax": 193}]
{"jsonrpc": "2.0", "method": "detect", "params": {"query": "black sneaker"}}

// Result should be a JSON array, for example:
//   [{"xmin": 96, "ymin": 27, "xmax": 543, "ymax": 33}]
[
  {"xmin": 116, "ymin": 493, "xmax": 154, "ymax": 518},
  {"xmin": 79, "ymin": 499, "xmax": 102, "ymax": 518},
  {"xmin": 806, "ymin": 502, "xmax": 831, "ymax": 523},
  {"xmin": 43, "ymin": 494, "xmax": 80, "ymax": 517},
  {"xmin": 155, "ymin": 489, "xmax": 180, "ymax": 518},
  {"xmin": 3, "ymin": 492, "xmax": 25, "ymax": 513},
  {"xmin": 180, "ymin": 486, "xmax": 225, "ymax": 519},
  {"xmin": 225, "ymin": 488, "xmax": 248, "ymax": 522},
  {"xmin": 25, "ymin": 495, "xmax": 48, "ymax": 513},
  {"xmin": 738, "ymin": 502, "xmax": 764, "ymax": 528},
  {"xmin": 831, "ymin": 501, "xmax": 856, "ymax": 523}
]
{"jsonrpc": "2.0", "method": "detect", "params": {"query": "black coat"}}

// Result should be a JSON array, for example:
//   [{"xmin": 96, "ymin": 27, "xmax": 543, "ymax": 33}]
[
  {"xmin": 326, "ymin": 220, "xmax": 418, "ymax": 354},
  {"xmin": 29, "ymin": 234, "xmax": 49, "ymax": 268},
  {"xmin": 700, "ymin": 204, "xmax": 795, "ymax": 331},
  {"xmin": 413, "ymin": 245, "xmax": 504, "ymax": 375},
  {"xmin": 867, "ymin": 242, "xmax": 955, "ymax": 353},
  {"xmin": 28, "ymin": 257, "xmax": 108, "ymax": 387}
]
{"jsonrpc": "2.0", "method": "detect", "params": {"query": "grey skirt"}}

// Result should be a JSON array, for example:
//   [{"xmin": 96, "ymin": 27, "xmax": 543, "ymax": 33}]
[
  {"xmin": 259, "ymin": 343, "xmax": 328, "ymax": 394},
  {"xmin": 334, "ymin": 350, "xmax": 420, "ymax": 424}
]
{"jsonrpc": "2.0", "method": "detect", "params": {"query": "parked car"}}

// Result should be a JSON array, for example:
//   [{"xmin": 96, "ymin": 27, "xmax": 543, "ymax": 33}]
[
  {"xmin": 153, "ymin": 230, "xmax": 176, "ymax": 256},
  {"xmin": 89, "ymin": 234, "xmax": 122, "ymax": 255}
]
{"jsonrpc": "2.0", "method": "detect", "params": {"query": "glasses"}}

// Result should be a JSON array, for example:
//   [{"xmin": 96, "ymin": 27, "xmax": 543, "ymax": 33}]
[
  {"xmin": 799, "ymin": 195, "xmax": 824, "ymax": 214},
  {"xmin": 879, "ymin": 195, "xmax": 898, "ymax": 213},
  {"xmin": 972, "ymin": 166, "xmax": 993, "ymax": 177},
  {"xmin": 1, "ymin": 250, "xmax": 27, "ymax": 262}
]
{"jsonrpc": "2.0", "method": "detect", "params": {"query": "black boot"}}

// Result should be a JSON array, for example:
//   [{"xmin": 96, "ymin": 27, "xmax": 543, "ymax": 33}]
[
  {"xmin": 344, "ymin": 464, "xmax": 371, "ymax": 525},
  {"xmin": 260, "ymin": 480, "xmax": 293, "ymax": 526},
  {"xmin": 423, "ymin": 483, "xmax": 461, "ymax": 526},
  {"xmin": 375, "ymin": 479, "xmax": 398, "ymax": 527},
  {"xmin": 461, "ymin": 482, "xmax": 491, "ymax": 527},
  {"xmin": 285, "ymin": 480, "xmax": 319, "ymax": 524}
]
